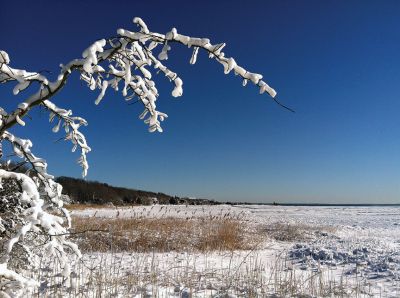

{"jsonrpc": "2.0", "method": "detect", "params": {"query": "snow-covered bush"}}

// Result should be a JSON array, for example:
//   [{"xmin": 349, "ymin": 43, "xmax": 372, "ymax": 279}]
[{"xmin": 0, "ymin": 17, "xmax": 285, "ymax": 296}]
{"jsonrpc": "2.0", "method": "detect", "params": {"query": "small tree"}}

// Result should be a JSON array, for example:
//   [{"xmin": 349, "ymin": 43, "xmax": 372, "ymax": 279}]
[{"xmin": 0, "ymin": 17, "xmax": 288, "ymax": 296}]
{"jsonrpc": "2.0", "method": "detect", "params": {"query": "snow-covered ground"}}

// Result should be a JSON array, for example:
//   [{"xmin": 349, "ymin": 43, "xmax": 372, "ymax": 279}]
[
  {"xmin": 244, "ymin": 205, "xmax": 400, "ymax": 296},
  {"xmin": 63, "ymin": 205, "xmax": 400, "ymax": 297}
]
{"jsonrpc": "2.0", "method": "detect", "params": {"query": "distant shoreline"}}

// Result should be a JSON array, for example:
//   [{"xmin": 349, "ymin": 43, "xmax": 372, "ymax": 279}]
[{"xmin": 232, "ymin": 203, "xmax": 400, "ymax": 207}]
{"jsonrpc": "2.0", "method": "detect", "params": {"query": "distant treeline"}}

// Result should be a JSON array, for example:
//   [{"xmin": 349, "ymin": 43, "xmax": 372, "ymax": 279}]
[{"xmin": 56, "ymin": 176, "xmax": 220, "ymax": 206}]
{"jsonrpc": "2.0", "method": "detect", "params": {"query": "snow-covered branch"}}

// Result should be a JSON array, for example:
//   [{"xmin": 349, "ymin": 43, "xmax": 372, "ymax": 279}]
[
  {"xmin": 0, "ymin": 166, "xmax": 79, "ymax": 296},
  {"xmin": 0, "ymin": 17, "xmax": 284, "ymax": 137},
  {"xmin": 0, "ymin": 131, "xmax": 80, "ymax": 296},
  {"xmin": 42, "ymin": 100, "xmax": 90, "ymax": 177}
]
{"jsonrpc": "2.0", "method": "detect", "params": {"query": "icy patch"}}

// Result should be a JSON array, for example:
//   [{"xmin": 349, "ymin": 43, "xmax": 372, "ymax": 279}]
[{"xmin": 290, "ymin": 241, "xmax": 400, "ymax": 280}]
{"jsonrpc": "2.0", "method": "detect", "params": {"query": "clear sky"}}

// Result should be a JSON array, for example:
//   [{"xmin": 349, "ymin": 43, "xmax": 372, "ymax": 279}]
[{"xmin": 1, "ymin": 0, "xmax": 400, "ymax": 203}]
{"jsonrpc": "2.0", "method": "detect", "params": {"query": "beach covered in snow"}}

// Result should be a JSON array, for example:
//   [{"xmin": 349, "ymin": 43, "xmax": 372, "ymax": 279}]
[{"xmin": 63, "ymin": 204, "xmax": 400, "ymax": 297}]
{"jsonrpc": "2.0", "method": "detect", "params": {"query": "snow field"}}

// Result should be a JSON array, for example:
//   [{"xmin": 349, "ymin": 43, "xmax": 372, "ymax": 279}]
[{"xmin": 27, "ymin": 205, "xmax": 400, "ymax": 297}]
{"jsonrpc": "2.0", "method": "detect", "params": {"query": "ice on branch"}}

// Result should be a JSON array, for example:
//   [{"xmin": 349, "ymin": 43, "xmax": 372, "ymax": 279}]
[
  {"xmin": 95, "ymin": 80, "xmax": 108, "ymax": 105},
  {"xmin": 190, "ymin": 47, "xmax": 199, "ymax": 65},
  {"xmin": 133, "ymin": 17, "xmax": 149, "ymax": 34},
  {"xmin": 42, "ymin": 100, "xmax": 91, "ymax": 177},
  {"xmin": 0, "ymin": 50, "xmax": 10, "ymax": 64},
  {"xmin": 82, "ymin": 39, "xmax": 106, "ymax": 73}
]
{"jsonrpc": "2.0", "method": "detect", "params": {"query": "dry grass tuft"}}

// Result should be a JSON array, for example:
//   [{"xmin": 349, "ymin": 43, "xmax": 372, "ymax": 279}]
[
  {"xmin": 262, "ymin": 222, "xmax": 335, "ymax": 242},
  {"xmin": 65, "ymin": 203, "xmax": 117, "ymax": 210},
  {"xmin": 263, "ymin": 222, "xmax": 309, "ymax": 242},
  {"xmin": 72, "ymin": 216, "xmax": 258, "ymax": 253}
]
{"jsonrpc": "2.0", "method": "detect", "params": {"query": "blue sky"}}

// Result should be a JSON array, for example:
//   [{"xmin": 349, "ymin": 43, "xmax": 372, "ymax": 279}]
[{"xmin": 1, "ymin": 0, "xmax": 400, "ymax": 203}]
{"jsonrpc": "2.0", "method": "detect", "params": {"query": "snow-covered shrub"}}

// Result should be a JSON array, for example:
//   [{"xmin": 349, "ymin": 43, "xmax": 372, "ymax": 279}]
[{"xmin": 0, "ymin": 17, "xmax": 286, "ymax": 296}]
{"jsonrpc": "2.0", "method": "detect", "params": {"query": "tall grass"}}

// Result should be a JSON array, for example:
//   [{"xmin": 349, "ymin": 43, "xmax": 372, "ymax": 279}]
[{"xmin": 72, "ymin": 216, "xmax": 257, "ymax": 252}]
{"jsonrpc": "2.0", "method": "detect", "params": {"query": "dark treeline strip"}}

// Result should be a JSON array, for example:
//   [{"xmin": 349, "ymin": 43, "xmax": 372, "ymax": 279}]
[{"xmin": 56, "ymin": 176, "xmax": 220, "ymax": 206}]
